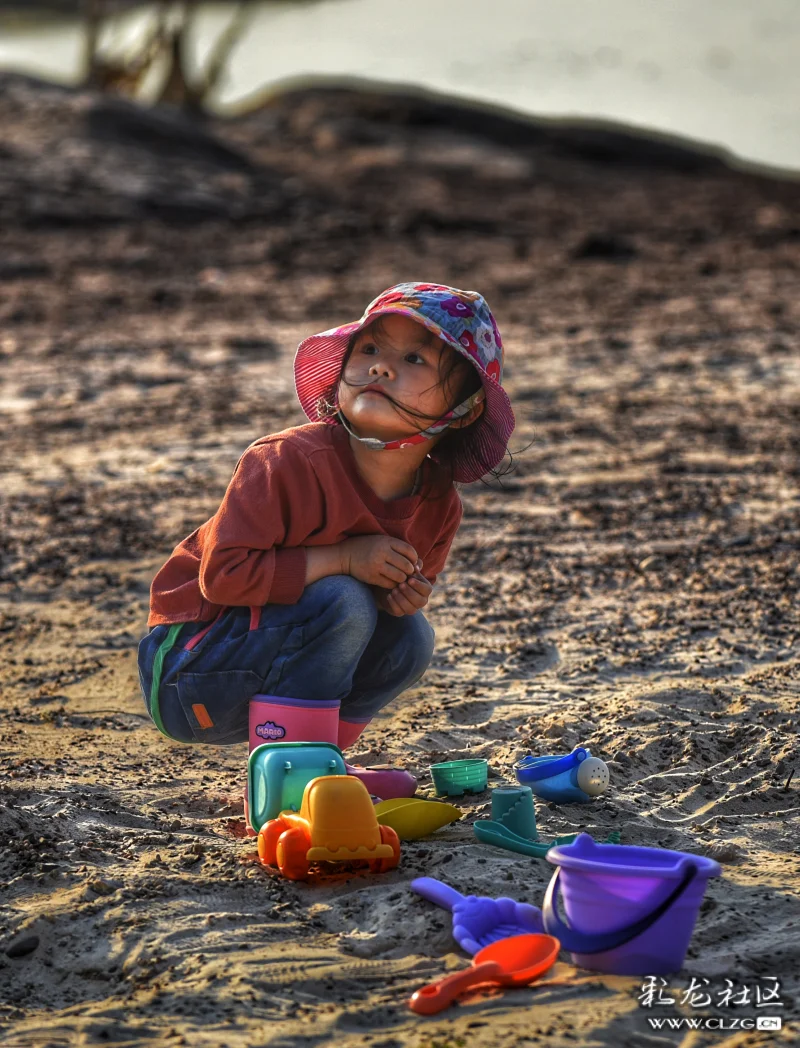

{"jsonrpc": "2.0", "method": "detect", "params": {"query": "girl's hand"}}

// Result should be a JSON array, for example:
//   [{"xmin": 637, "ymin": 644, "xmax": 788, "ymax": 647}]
[
  {"xmin": 380, "ymin": 570, "xmax": 432, "ymax": 616},
  {"xmin": 341, "ymin": 535, "xmax": 419, "ymax": 588}
]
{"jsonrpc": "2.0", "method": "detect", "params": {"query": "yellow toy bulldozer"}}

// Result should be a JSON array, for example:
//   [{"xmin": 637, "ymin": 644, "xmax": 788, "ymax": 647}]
[{"xmin": 258, "ymin": 774, "xmax": 401, "ymax": 881}]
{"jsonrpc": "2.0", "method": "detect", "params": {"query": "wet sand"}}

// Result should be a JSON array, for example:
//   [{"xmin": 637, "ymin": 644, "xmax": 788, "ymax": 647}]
[{"xmin": 0, "ymin": 75, "xmax": 798, "ymax": 1047}]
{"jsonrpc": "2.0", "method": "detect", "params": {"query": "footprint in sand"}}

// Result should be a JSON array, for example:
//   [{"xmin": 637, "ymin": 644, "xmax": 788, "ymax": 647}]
[
  {"xmin": 501, "ymin": 640, "xmax": 561, "ymax": 677},
  {"xmin": 447, "ymin": 700, "xmax": 495, "ymax": 726}
]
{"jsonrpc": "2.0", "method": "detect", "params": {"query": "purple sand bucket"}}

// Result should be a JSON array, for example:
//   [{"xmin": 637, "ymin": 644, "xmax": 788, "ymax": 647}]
[{"xmin": 543, "ymin": 834, "xmax": 721, "ymax": 975}]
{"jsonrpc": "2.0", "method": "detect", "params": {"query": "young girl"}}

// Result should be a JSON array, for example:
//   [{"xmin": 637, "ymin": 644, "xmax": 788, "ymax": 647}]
[{"xmin": 137, "ymin": 281, "xmax": 515, "ymax": 794}]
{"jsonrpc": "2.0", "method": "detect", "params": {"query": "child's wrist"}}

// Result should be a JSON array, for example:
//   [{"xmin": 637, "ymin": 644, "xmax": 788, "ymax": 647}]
[{"xmin": 337, "ymin": 538, "xmax": 352, "ymax": 576}]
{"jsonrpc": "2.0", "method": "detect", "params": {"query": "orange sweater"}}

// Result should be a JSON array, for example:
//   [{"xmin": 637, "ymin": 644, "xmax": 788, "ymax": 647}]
[{"xmin": 148, "ymin": 421, "xmax": 463, "ymax": 627}]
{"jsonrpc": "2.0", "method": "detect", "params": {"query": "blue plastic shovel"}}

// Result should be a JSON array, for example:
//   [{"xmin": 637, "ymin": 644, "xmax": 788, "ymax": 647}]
[{"xmin": 410, "ymin": 876, "xmax": 544, "ymax": 955}]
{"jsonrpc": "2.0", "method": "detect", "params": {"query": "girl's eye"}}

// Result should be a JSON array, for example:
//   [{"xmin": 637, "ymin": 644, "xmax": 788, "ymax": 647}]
[{"xmin": 360, "ymin": 343, "xmax": 425, "ymax": 364}]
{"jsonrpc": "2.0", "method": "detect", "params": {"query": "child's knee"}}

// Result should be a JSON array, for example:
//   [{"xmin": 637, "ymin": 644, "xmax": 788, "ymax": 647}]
[
  {"xmin": 308, "ymin": 574, "xmax": 378, "ymax": 636},
  {"xmin": 411, "ymin": 614, "xmax": 435, "ymax": 676},
  {"xmin": 419, "ymin": 615, "xmax": 436, "ymax": 657},
  {"xmin": 392, "ymin": 614, "xmax": 435, "ymax": 686}
]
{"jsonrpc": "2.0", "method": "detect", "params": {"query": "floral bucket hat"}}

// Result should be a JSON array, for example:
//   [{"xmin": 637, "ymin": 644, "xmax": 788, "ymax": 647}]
[{"xmin": 294, "ymin": 281, "xmax": 515, "ymax": 483}]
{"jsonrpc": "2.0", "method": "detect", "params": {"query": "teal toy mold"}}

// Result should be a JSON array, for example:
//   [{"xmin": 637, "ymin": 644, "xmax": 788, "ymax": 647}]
[{"xmin": 247, "ymin": 741, "xmax": 347, "ymax": 833}]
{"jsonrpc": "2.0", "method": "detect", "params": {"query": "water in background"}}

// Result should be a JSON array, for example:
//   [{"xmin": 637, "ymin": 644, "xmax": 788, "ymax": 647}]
[{"xmin": 1, "ymin": 0, "xmax": 799, "ymax": 173}]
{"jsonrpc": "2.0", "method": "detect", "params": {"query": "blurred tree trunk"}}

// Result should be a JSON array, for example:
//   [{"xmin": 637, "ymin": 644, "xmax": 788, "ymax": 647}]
[
  {"xmin": 83, "ymin": 0, "xmax": 104, "ymax": 87},
  {"xmin": 158, "ymin": 2, "xmax": 255, "ymax": 116},
  {"xmin": 81, "ymin": 0, "xmax": 255, "ymax": 116}
]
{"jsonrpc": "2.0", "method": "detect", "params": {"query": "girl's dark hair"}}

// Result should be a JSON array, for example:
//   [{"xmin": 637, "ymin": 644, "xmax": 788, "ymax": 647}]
[{"xmin": 315, "ymin": 317, "xmax": 518, "ymax": 501}]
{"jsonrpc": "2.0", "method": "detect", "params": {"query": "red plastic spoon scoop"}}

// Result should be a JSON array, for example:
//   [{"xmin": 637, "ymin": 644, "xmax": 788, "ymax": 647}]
[{"xmin": 408, "ymin": 933, "xmax": 560, "ymax": 1015}]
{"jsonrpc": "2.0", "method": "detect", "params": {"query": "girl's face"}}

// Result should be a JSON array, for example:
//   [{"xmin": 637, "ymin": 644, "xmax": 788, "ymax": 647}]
[{"xmin": 337, "ymin": 315, "xmax": 470, "ymax": 441}]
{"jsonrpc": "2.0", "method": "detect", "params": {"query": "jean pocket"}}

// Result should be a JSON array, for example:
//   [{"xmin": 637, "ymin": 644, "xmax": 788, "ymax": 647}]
[{"xmin": 175, "ymin": 669, "xmax": 261, "ymax": 745}]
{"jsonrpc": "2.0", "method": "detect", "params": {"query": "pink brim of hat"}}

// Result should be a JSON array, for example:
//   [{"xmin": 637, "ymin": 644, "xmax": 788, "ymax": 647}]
[{"xmin": 294, "ymin": 307, "xmax": 515, "ymax": 485}]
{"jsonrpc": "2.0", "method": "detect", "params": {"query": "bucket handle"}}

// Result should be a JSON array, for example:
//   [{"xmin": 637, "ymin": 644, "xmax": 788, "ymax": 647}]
[
  {"xmin": 515, "ymin": 747, "xmax": 587, "ymax": 784},
  {"xmin": 543, "ymin": 861, "xmax": 698, "ymax": 954}
]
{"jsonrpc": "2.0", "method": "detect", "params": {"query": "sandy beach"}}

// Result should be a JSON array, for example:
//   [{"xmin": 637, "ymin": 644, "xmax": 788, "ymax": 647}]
[{"xmin": 0, "ymin": 75, "xmax": 798, "ymax": 1046}]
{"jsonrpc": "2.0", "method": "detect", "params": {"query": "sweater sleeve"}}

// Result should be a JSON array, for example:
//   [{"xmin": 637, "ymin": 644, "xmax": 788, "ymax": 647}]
[
  {"xmin": 421, "ymin": 494, "xmax": 464, "ymax": 588},
  {"xmin": 197, "ymin": 440, "xmax": 322, "ymax": 607}
]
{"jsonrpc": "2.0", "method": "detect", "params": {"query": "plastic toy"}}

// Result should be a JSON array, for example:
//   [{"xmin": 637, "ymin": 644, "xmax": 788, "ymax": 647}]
[
  {"xmin": 514, "ymin": 746, "xmax": 610, "ymax": 803},
  {"xmin": 374, "ymin": 798, "xmax": 461, "ymax": 840},
  {"xmin": 258, "ymin": 774, "xmax": 401, "ymax": 880},
  {"xmin": 408, "ymin": 933, "xmax": 560, "ymax": 1015},
  {"xmin": 491, "ymin": 786, "xmax": 538, "ymax": 838},
  {"xmin": 473, "ymin": 785, "xmax": 576, "ymax": 857},
  {"xmin": 543, "ymin": 833, "xmax": 722, "ymax": 975},
  {"xmin": 430, "ymin": 758, "xmax": 488, "ymax": 797},
  {"xmin": 248, "ymin": 694, "xmax": 416, "ymax": 800},
  {"xmin": 346, "ymin": 764, "xmax": 417, "ymax": 800},
  {"xmin": 410, "ymin": 877, "xmax": 543, "ymax": 954},
  {"xmin": 247, "ymin": 742, "xmax": 347, "ymax": 833},
  {"xmin": 473, "ymin": 821, "xmax": 621, "ymax": 856},
  {"xmin": 473, "ymin": 786, "xmax": 620, "ymax": 857},
  {"xmin": 473, "ymin": 819, "xmax": 578, "ymax": 857}
]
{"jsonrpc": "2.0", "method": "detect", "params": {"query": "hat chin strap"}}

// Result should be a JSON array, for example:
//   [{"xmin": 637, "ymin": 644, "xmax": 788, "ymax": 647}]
[{"xmin": 336, "ymin": 387, "xmax": 485, "ymax": 451}]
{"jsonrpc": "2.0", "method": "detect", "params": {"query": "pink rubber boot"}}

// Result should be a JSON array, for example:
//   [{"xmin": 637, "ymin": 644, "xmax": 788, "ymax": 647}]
[
  {"xmin": 249, "ymin": 695, "xmax": 340, "ymax": 751},
  {"xmin": 244, "ymin": 695, "xmax": 340, "ymax": 833},
  {"xmin": 338, "ymin": 718, "xmax": 417, "ymax": 800}
]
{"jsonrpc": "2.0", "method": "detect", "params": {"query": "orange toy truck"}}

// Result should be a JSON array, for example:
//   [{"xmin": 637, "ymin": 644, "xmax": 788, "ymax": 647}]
[{"xmin": 257, "ymin": 774, "xmax": 401, "ymax": 881}]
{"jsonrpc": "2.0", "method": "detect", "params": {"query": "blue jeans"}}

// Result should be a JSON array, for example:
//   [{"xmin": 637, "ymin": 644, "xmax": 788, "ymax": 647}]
[{"xmin": 137, "ymin": 575, "xmax": 435, "ymax": 745}]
